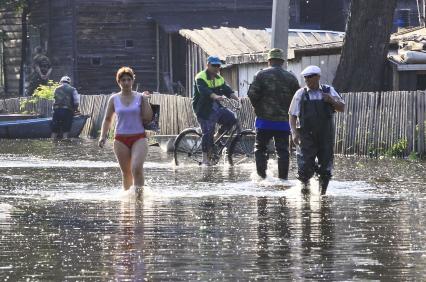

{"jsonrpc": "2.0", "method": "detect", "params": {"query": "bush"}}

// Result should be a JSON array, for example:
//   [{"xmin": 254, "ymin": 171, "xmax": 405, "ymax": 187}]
[
  {"xmin": 33, "ymin": 80, "xmax": 59, "ymax": 100},
  {"xmin": 386, "ymin": 139, "xmax": 408, "ymax": 157},
  {"xmin": 20, "ymin": 80, "xmax": 60, "ymax": 112},
  {"xmin": 408, "ymin": 151, "xmax": 420, "ymax": 161}
]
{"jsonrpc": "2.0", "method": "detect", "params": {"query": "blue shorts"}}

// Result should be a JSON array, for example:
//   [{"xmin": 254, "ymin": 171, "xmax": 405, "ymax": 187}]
[{"xmin": 51, "ymin": 108, "xmax": 74, "ymax": 133}]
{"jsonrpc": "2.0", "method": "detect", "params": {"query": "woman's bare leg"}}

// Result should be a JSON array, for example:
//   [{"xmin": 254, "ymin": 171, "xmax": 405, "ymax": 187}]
[
  {"xmin": 113, "ymin": 140, "xmax": 133, "ymax": 190},
  {"xmin": 131, "ymin": 138, "xmax": 148, "ymax": 187}
]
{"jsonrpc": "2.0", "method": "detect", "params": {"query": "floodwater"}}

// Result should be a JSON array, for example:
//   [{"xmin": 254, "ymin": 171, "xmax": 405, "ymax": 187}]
[{"xmin": 0, "ymin": 139, "xmax": 425, "ymax": 281}]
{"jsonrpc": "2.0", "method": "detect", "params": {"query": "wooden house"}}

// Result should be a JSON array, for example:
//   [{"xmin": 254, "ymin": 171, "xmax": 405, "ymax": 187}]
[
  {"xmin": 0, "ymin": 7, "xmax": 21, "ymax": 96},
  {"xmin": 0, "ymin": 0, "xmax": 351, "ymax": 96}
]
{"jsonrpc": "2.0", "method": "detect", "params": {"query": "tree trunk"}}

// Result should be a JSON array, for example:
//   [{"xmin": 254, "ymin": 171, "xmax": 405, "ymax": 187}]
[{"xmin": 333, "ymin": 0, "xmax": 397, "ymax": 92}]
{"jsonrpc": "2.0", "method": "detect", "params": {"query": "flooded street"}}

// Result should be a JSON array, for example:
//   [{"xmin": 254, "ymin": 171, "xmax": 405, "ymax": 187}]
[{"xmin": 0, "ymin": 139, "xmax": 425, "ymax": 281}]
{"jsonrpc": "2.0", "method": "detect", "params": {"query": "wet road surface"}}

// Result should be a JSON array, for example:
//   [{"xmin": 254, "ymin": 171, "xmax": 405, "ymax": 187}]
[{"xmin": 0, "ymin": 139, "xmax": 425, "ymax": 281}]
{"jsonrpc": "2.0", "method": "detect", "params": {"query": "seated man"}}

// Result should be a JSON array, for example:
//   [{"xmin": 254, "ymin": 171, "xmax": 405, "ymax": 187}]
[{"xmin": 192, "ymin": 56, "xmax": 239, "ymax": 165}]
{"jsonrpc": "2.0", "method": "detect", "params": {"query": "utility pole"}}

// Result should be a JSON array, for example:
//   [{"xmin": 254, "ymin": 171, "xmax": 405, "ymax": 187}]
[
  {"xmin": 420, "ymin": 0, "xmax": 426, "ymax": 27},
  {"xmin": 423, "ymin": 0, "xmax": 426, "ymax": 27},
  {"xmin": 271, "ymin": 0, "xmax": 290, "ymax": 68},
  {"xmin": 416, "ymin": 0, "xmax": 422, "ymax": 26}
]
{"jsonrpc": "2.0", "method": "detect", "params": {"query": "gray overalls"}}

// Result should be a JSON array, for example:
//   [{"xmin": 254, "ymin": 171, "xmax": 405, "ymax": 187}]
[{"xmin": 296, "ymin": 87, "xmax": 335, "ymax": 187}]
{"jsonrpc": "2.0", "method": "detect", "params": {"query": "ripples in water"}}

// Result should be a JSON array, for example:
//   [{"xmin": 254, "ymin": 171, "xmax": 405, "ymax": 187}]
[{"xmin": 0, "ymin": 139, "xmax": 425, "ymax": 280}]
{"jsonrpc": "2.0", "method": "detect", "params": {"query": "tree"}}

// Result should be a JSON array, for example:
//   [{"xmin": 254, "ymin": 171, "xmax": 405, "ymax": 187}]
[{"xmin": 333, "ymin": 0, "xmax": 398, "ymax": 92}]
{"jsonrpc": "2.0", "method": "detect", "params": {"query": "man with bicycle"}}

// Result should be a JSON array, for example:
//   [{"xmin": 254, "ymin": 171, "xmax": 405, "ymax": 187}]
[
  {"xmin": 248, "ymin": 48, "xmax": 300, "ymax": 180},
  {"xmin": 192, "ymin": 56, "xmax": 240, "ymax": 166}
]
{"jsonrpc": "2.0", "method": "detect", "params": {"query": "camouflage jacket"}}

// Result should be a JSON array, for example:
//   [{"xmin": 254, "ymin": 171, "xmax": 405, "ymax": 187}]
[{"xmin": 247, "ymin": 66, "xmax": 299, "ymax": 122}]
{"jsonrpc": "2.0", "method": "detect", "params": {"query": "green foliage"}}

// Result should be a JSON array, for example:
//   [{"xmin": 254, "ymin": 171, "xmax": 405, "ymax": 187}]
[
  {"xmin": 408, "ymin": 151, "xmax": 419, "ymax": 161},
  {"xmin": 0, "ymin": 0, "xmax": 29, "ymax": 12},
  {"xmin": 33, "ymin": 80, "xmax": 58, "ymax": 100},
  {"xmin": 367, "ymin": 144, "xmax": 378, "ymax": 157},
  {"xmin": 20, "ymin": 80, "xmax": 59, "ymax": 112},
  {"xmin": 367, "ymin": 141, "xmax": 386, "ymax": 158},
  {"xmin": 386, "ymin": 139, "xmax": 408, "ymax": 158}
]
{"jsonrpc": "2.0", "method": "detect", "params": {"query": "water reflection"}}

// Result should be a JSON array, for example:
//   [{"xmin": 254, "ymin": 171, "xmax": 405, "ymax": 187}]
[
  {"xmin": 0, "ymin": 139, "xmax": 425, "ymax": 280},
  {"xmin": 112, "ymin": 200, "xmax": 145, "ymax": 280}
]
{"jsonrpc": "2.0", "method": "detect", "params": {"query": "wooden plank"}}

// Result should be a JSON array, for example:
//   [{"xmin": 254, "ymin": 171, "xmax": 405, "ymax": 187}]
[{"xmin": 419, "ymin": 91, "xmax": 426, "ymax": 154}]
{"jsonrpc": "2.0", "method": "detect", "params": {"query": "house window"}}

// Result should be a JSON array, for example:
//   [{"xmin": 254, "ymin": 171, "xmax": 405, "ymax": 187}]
[
  {"xmin": 396, "ymin": 9, "xmax": 410, "ymax": 28},
  {"xmin": 91, "ymin": 57, "xmax": 102, "ymax": 66},
  {"xmin": 125, "ymin": 39, "xmax": 134, "ymax": 48}
]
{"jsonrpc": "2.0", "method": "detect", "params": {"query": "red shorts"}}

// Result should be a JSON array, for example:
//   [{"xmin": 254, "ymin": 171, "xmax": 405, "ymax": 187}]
[{"xmin": 115, "ymin": 133, "xmax": 146, "ymax": 149}]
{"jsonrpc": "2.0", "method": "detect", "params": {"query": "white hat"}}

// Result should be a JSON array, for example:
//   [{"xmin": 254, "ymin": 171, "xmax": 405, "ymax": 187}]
[
  {"xmin": 60, "ymin": 76, "xmax": 71, "ymax": 84},
  {"xmin": 301, "ymin": 65, "xmax": 321, "ymax": 77}
]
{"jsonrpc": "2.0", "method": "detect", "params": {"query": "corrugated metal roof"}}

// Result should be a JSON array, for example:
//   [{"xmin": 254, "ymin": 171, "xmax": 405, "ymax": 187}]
[
  {"xmin": 179, "ymin": 27, "xmax": 344, "ymax": 60},
  {"xmin": 390, "ymin": 26, "xmax": 426, "ymax": 41},
  {"xmin": 390, "ymin": 27, "xmax": 426, "ymax": 45},
  {"xmin": 388, "ymin": 27, "xmax": 426, "ymax": 66}
]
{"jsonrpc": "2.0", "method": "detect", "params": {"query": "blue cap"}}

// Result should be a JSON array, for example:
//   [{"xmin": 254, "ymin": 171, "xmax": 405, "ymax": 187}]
[{"xmin": 207, "ymin": 56, "xmax": 222, "ymax": 65}]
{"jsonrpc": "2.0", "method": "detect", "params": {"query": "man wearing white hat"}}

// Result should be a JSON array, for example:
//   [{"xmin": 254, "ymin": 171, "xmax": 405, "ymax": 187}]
[
  {"xmin": 288, "ymin": 65, "xmax": 345, "ymax": 195},
  {"xmin": 51, "ymin": 76, "xmax": 80, "ymax": 140}
]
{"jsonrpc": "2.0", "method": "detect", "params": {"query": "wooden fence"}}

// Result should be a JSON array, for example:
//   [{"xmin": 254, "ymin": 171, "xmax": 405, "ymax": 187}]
[
  {"xmin": 1, "ymin": 91, "xmax": 425, "ymax": 156},
  {"xmin": 336, "ymin": 91, "xmax": 425, "ymax": 156}
]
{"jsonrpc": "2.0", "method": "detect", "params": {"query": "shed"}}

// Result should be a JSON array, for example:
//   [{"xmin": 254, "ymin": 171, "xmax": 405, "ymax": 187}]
[
  {"xmin": 179, "ymin": 27, "xmax": 344, "ymax": 97},
  {"xmin": 387, "ymin": 27, "xmax": 426, "ymax": 90}
]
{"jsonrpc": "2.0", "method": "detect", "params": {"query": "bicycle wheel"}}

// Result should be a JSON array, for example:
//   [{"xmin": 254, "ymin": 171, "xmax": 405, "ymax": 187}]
[
  {"xmin": 228, "ymin": 130, "xmax": 256, "ymax": 166},
  {"xmin": 174, "ymin": 128, "xmax": 203, "ymax": 166}
]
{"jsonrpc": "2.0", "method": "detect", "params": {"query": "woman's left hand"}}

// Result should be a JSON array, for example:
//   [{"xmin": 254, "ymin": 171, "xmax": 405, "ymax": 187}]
[{"xmin": 98, "ymin": 137, "xmax": 106, "ymax": 148}]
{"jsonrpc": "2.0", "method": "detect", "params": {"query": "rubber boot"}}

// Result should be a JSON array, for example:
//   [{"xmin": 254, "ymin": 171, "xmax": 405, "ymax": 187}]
[
  {"xmin": 278, "ymin": 159, "xmax": 289, "ymax": 180},
  {"xmin": 319, "ymin": 178, "xmax": 330, "ymax": 195},
  {"xmin": 255, "ymin": 150, "xmax": 268, "ymax": 179},
  {"xmin": 201, "ymin": 152, "xmax": 211, "ymax": 166},
  {"xmin": 256, "ymin": 161, "xmax": 267, "ymax": 179},
  {"xmin": 300, "ymin": 180, "xmax": 310, "ymax": 194}
]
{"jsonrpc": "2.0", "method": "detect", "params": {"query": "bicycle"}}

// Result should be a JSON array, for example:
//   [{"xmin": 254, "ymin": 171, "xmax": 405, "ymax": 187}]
[{"xmin": 173, "ymin": 98, "xmax": 256, "ymax": 166}]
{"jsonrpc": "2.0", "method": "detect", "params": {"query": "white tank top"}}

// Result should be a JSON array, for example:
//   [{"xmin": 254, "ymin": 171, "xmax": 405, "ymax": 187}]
[{"xmin": 113, "ymin": 93, "xmax": 145, "ymax": 135}]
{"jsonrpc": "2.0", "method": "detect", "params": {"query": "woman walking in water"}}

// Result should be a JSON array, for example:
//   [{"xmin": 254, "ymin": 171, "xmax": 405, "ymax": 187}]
[{"xmin": 98, "ymin": 67, "xmax": 153, "ymax": 194}]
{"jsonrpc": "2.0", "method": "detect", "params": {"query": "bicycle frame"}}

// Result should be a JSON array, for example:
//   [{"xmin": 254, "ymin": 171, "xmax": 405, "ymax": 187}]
[
  {"xmin": 174, "ymin": 97, "xmax": 252, "ymax": 166},
  {"xmin": 209, "ymin": 99, "xmax": 242, "ymax": 161},
  {"xmin": 212, "ymin": 122, "xmax": 239, "ymax": 156}
]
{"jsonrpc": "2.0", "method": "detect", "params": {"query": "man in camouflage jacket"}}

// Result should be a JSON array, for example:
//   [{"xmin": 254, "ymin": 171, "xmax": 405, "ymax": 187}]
[{"xmin": 248, "ymin": 48, "xmax": 299, "ymax": 180}]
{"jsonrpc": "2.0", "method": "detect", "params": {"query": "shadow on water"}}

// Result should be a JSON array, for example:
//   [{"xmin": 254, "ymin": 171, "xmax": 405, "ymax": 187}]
[{"xmin": 0, "ymin": 139, "xmax": 425, "ymax": 280}]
